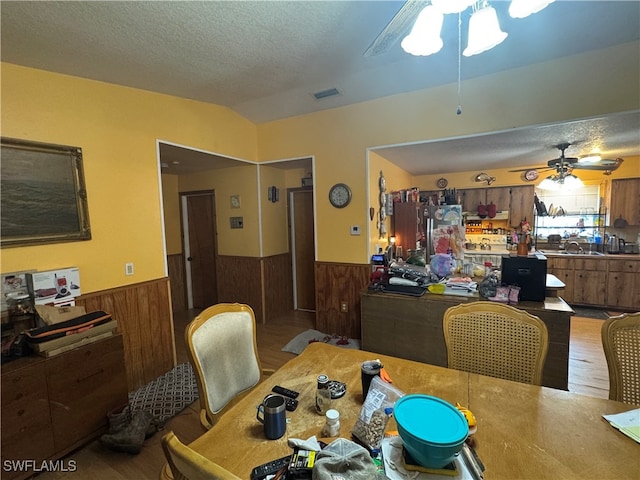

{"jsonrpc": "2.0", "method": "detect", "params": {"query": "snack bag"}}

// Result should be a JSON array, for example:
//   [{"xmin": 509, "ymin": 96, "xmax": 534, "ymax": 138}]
[{"xmin": 351, "ymin": 376, "xmax": 404, "ymax": 450}]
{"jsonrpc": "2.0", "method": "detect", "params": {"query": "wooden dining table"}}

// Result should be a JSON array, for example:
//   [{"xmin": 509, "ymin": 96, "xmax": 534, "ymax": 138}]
[{"xmin": 180, "ymin": 342, "xmax": 639, "ymax": 479}]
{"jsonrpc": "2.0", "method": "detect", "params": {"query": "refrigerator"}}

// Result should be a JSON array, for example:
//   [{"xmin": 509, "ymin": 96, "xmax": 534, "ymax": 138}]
[{"xmin": 423, "ymin": 205, "xmax": 466, "ymax": 260}]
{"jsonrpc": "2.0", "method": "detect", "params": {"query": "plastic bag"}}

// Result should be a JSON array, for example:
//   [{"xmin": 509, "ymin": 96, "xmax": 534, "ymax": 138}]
[{"xmin": 351, "ymin": 376, "xmax": 404, "ymax": 450}]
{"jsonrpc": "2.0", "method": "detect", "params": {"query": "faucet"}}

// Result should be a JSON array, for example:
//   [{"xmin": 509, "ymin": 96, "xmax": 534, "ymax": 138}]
[{"xmin": 565, "ymin": 241, "xmax": 584, "ymax": 254}]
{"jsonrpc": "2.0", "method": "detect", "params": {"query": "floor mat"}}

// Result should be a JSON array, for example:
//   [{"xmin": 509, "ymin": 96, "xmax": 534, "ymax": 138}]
[
  {"xmin": 282, "ymin": 329, "xmax": 360, "ymax": 355},
  {"xmin": 128, "ymin": 362, "xmax": 198, "ymax": 424}
]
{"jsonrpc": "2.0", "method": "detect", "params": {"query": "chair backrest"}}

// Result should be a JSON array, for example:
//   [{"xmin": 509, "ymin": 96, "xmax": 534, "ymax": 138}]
[
  {"xmin": 185, "ymin": 303, "xmax": 262, "ymax": 428},
  {"xmin": 443, "ymin": 301, "xmax": 549, "ymax": 385},
  {"xmin": 601, "ymin": 312, "xmax": 640, "ymax": 404},
  {"xmin": 161, "ymin": 430, "xmax": 241, "ymax": 480}
]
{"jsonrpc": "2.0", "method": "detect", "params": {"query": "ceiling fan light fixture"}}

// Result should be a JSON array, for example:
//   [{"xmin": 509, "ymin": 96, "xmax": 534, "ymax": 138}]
[
  {"xmin": 431, "ymin": 0, "xmax": 475, "ymax": 14},
  {"xmin": 401, "ymin": 5, "xmax": 444, "ymax": 56},
  {"xmin": 538, "ymin": 173, "xmax": 584, "ymax": 191},
  {"xmin": 509, "ymin": 0, "xmax": 555, "ymax": 18},
  {"xmin": 463, "ymin": 5, "xmax": 508, "ymax": 57},
  {"xmin": 561, "ymin": 174, "xmax": 584, "ymax": 190}
]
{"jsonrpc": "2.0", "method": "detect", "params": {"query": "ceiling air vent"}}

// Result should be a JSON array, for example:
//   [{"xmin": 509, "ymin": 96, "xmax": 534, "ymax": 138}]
[{"xmin": 312, "ymin": 88, "xmax": 342, "ymax": 101}]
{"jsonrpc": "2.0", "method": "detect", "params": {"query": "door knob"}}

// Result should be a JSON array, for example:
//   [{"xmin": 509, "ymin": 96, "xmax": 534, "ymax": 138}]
[{"xmin": 187, "ymin": 257, "xmax": 193, "ymax": 261}]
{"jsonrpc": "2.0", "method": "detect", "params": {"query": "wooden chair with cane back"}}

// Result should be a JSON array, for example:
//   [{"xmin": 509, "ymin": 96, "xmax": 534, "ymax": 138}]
[
  {"xmin": 161, "ymin": 430, "xmax": 241, "ymax": 480},
  {"xmin": 601, "ymin": 312, "xmax": 640, "ymax": 404},
  {"xmin": 443, "ymin": 301, "xmax": 549, "ymax": 385},
  {"xmin": 185, "ymin": 303, "xmax": 273, "ymax": 430}
]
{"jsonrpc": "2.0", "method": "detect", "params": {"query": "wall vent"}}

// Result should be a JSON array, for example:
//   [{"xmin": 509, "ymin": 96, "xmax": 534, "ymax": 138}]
[{"xmin": 312, "ymin": 88, "xmax": 342, "ymax": 100}]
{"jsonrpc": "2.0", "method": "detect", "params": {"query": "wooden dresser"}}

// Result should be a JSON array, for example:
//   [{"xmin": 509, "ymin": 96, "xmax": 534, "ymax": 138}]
[{"xmin": 1, "ymin": 335, "xmax": 128, "ymax": 480}]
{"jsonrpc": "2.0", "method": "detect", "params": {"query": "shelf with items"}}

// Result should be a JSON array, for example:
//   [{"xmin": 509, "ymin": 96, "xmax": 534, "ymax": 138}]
[{"xmin": 534, "ymin": 210, "xmax": 607, "ymax": 247}]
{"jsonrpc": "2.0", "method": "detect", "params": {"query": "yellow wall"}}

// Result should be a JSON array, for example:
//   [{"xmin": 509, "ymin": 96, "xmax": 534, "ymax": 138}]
[
  {"xmin": 258, "ymin": 166, "xmax": 289, "ymax": 257},
  {"xmin": 1, "ymin": 63, "xmax": 257, "ymax": 293},
  {"xmin": 177, "ymin": 164, "xmax": 260, "ymax": 256},
  {"xmin": 161, "ymin": 175, "xmax": 182, "ymax": 255},
  {"xmin": 257, "ymin": 42, "xmax": 639, "ymax": 263},
  {"xmin": 368, "ymin": 151, "xmax": 413, "ymax": 255}
]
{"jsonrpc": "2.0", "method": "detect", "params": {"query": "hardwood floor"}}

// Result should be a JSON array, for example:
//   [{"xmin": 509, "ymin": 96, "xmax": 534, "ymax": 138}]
[
  {"xmin": 568, "ymin": 316, "xmax": 609, "ymax": 399},
  {"xmin": 33, "ymin": 310, "xmax": 607, "ymax": 479}
]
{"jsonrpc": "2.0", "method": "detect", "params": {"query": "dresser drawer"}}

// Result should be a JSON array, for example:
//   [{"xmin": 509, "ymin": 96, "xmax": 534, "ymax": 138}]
[
  {"xmin": 1, "ymin": 365, "xmax": 55, "ymax": 471},
  {"xmin": 46, "ymin": 335, "xmax": 128, "ymax": 451}
]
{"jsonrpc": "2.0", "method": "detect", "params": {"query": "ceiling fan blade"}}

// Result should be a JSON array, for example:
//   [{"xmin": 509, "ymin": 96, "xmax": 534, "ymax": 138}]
[
  {"xmin": 574, "ymin": 158, "xmax": 624, "ymax": 170},
  {"xmin": 509, "ymin": 166, "xmax": 553, "ymax": 173},
  {"xmin": 363, "ymin": 0, "xmax": 428, "ymax": 57}
]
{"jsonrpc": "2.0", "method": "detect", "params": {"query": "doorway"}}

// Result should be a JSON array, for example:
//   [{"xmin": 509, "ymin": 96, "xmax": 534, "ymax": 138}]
[
  {"xmin": 289, "ymin": 188, "xmax": 315, "ymax": 311},
  {"xmin": 182, "ymin": 191, "xmax": 218, "ymax": 309}
]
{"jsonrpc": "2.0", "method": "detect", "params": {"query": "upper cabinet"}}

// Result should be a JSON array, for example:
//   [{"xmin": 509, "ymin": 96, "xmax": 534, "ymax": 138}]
[
  {"xmin": 608, "ymin": 178, "xmax": 640, "ymax": 226},
  {"xmin": 509, "ymin": 185, "xmax": 536, "ymax": 227},
  {"xmin": 461, "ymin": 185, "xmax": 533, "ymax": 228}
]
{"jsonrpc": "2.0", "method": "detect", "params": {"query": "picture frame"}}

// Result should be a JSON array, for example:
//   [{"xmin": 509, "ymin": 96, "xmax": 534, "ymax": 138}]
[{"xmin": 1, "ymin": 137, "xmax": 91, "ymax": 248}]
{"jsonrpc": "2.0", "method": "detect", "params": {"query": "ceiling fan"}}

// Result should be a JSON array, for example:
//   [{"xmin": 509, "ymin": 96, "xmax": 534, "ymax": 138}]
[
  {"xmin": 510, "ymin": 142, "xmax": 624, "ymax": 177},
  {"xmin": 364, "ymin": 0, "xmax": 427, "ymax": 57}
]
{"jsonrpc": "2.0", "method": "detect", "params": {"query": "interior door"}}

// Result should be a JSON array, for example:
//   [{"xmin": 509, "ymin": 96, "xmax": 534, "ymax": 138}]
[
  {"xmin": 290, "ymin": 189, "xmax": 315, "ymax": 311},
  {"xmin": 184, "ymin": 192, "xmax": 218, "ymax": 309}
]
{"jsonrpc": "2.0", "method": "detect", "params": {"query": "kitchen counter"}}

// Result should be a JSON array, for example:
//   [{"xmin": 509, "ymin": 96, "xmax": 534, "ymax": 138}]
[
  {"xmin": 361, "ymin": 288, "xmax": 573, "ymax": 390},
  {"xmin": 537, "ymin": 250, "xmax": 640, "ymax": 258}
]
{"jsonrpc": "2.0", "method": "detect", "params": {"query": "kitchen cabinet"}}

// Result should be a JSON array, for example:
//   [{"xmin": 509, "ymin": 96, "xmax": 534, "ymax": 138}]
[
  {"xmin": 544, "ymin": 254, "xmax": 640, "ymax": 310},
  {"xmin": 609, "ymin": 178, "xmax": 640, "ymax": 226},
  {"xmin": 571, "ymin": 258, "xmax": 607, "ymax": 306},
  {"xmin": 461, "ymin": 185, "xmax": 534, "ymax": 228},
  {"xmin": 546, "ymin": 257, "xmax": 576, "ymax": 303},
  {"xmin": 509, "ymin": 185, "xmax": 536, "ymax": 227},
  {"xmin": 461, "ymin": 188, "xmax": 486, "ymax": 213},
  {"xmin": 486, "ymin": 187, "xmax": 512, "ymax": 215},
  {"xmin": 1, "ymin": 335, "xmax": 127, "ymax": 480},
  {"xmin": 606, "ymin": 259, "xmax": 640, "ymax": 309}
]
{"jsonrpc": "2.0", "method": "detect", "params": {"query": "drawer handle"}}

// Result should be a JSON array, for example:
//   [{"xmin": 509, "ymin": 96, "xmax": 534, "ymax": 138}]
[
  {"xmin": 17, "ymin": 409, "xmax": 25, "ymax": 416},
  {"xmin": 15, "ymin": 392, "xmax": 23, "ymax": 400},
  {"xmin": 77, "ymin": 368, "xmax": 104, "ymax": 383},
  {"xmin": 12, "ymin": 376, "xmax": 22, "ymax": 383}
]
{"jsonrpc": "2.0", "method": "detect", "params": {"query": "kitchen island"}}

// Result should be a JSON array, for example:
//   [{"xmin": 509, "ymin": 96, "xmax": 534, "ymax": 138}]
[{"xmin": 360, "ymin": 287, "xmax": 573, "ymax": 390}]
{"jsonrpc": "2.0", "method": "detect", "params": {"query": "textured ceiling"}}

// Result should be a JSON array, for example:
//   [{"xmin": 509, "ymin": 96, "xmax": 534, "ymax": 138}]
[{"xmin": 2, "ymin": 1, "xmax": 639, "ymax": 175}]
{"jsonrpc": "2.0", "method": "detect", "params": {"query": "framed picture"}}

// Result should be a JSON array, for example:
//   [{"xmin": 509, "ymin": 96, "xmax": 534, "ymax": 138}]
[{"xmin": 1, "ymin": 138, "xmax": 91, "ymax": 248}]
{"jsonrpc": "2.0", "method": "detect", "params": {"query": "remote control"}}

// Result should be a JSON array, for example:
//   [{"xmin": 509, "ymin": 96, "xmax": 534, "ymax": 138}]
[
  {"xmin": 272, "ymin": 385, "xmax": 299, "ymax": 398},
  {"xmin": 285, "ymin": 397, "xmax": 298, "ymax": 412},
  {"xmin": 250, "ymin": 454, "xmax": 291, "ymax": 480}
]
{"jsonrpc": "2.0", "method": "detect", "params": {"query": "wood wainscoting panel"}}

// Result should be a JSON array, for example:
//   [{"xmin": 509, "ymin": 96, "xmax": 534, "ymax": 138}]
[
  {"xmin": 315, "ymin": 262, "xmax": 371, "ymax": 339},
  {"xmin": 216, "ymin": 255, "xmax": 264, "ymax": 322},
  {"xmin": 262, "ymin": 253, "xmax": 294, "ymax": 323},
  {"xmin": 76, "ymin": 277, "xmax": 175, "ymax": 391},
  {"xmin": 167, "ymin": 253, "xmax": 186, "ymax": 312}
]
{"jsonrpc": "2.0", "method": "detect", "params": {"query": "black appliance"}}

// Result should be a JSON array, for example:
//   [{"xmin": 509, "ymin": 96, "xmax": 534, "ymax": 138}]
[{"xmin": 501, "ymin": 254, "xmax": 547, "ymax": 302}]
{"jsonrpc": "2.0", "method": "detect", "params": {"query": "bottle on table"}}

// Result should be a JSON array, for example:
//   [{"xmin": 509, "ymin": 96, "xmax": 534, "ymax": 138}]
[{"xmin": 316, "ymin": 374, "xmax": 331, "ymax": 415}]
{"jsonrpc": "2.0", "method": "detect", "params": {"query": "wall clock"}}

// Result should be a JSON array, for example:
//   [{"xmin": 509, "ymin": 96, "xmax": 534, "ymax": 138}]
[
  {"xmin": 329, "ymin": 183, "xmax": 352, "ymax": 208},
  {"xmin": 524, "ymin": 169, "xmax": 539, "ymax": 181},
  {"xmin": 437, "ymin": 177, "xmax": 448, "ymax": 189}
]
